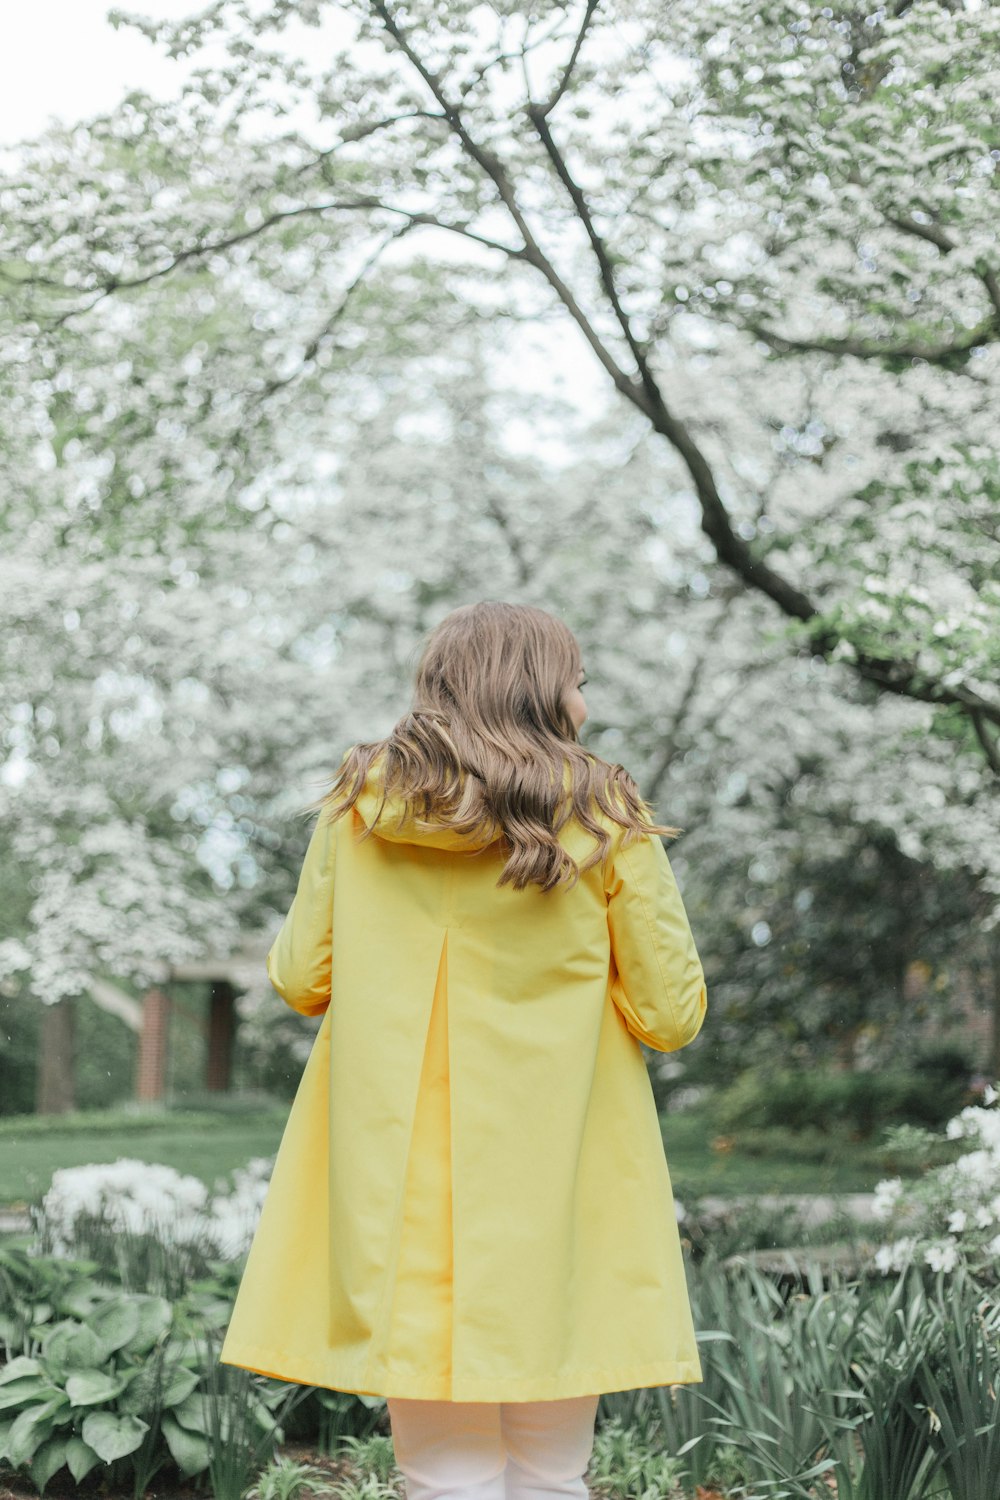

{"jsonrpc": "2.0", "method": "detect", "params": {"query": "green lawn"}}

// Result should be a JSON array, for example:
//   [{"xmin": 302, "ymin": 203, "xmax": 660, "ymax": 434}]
[
  {"xmin": 0, "ymin": 1109, "xmax": 289, "ymax": 1207},
  {"xmin": 661, "ymin": 1112, "xmax": 890, "ymax": 1198},
  {"xmin": 0, "ymin": 1104, "xmax": 892, "ymax": 1209}
]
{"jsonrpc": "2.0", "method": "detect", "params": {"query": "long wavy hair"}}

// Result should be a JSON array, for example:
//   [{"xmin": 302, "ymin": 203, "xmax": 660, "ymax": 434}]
[{"xmin": 317, "ymin": 601, "xmax": 681, "ymax": 892}]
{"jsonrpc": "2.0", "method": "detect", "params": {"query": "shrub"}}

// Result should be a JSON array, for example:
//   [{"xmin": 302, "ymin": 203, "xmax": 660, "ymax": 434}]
[
  {"xmin": 713, "ymin": 1064, "xmax": 972, "ymax": 1140},
  {"xmin": 871, "ymin": 1085, "xmax": 1000, "ymax": 1281}
]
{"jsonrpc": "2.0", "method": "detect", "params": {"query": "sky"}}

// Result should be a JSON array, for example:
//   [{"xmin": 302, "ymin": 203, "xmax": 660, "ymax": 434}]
[
  {"xmin": 0, "ymin": 2, "xmax": 203, "ymax": 146},
  {"xmin": 0, "ymin": 0, "xmax": 617, "ymax": 425}
]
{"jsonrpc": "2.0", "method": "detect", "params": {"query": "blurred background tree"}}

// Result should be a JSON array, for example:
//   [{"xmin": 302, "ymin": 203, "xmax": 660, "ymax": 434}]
[{"xmin": 1, "ymin": 0, "xmax": 997, "ymax": 1112}]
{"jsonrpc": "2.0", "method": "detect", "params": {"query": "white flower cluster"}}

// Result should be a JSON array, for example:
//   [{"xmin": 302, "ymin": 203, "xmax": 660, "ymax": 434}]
[
  {"xmin": 872, "ymin": 1085, "xmax": 1000, "ymax": 1277},
  {"xmin": 35, "ymin": 1155, "xmax": 274, "ymax": 1260}
]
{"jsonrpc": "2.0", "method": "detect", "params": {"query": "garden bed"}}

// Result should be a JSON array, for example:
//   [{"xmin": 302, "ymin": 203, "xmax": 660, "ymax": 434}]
[{"xmin": 0, "ymin": 1444, "xmax": 359, "ymax": 1500}]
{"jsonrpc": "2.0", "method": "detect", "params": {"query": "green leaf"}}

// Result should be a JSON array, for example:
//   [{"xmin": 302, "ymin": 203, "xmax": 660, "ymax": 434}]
[
  {"xmin": 60, "ymin": 1279, "xmax": 111, "ymax": 1320},
  {"xmin": 5, "ymin": 1398, "xmax": 65, "ymax": 1467},
  {"xmin": 170, "ymin": 1390, "xmax": 211, "ymax": 1433},
  {"xmin": 0, "ymin": 1357, "xmax": 42, "ymax": 1384},
  {"xmin": 121, "ymin": 1295, "xmax": 173, "ymax": 1354},
  {"xmin": 64, "ymin": 1434, "xmax": 101, "ymax": 1482},
  {"xmin": 163, "ymin": 1364, "xmax": 201, "ymax": 1406},
  {"xmin": 66, "ymin": 1369, "xmax": 128, "ymax": 1406},
  {"xmin": 29, "ymin": 1434, "xmax": 69, "ymax": 1493},
  {"xmin": 0, "ymin": 1378, "xmax": 61, "ymax": 1412},
  {"xmin": 115, "ymin": 1362, "xmax": 161, "ymax": 1416},
  {"xmin": 41, "ymin": 1320, "xmax": 105, "ymax": 1370},
  {"xmin": 88, "ymin": 1296, "xmax": 141, "ymax": 1353},
  {"xmin": 80, "ymin": 1410, "xmax": 149, "ymax": 1463},
  {"xmin": 161, "ymin": 1411, "xmax": 211, "ymax": 1476}
]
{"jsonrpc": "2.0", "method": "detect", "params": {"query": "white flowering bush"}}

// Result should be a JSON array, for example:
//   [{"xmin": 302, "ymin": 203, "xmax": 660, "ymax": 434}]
[
  {"xmin": 33, "ymin": 1155, "xmax": 274, "ymax": 1260},
  {"xmin": 872, "ymin": 1084, "xmax": 1000, "ymax": 1279}
]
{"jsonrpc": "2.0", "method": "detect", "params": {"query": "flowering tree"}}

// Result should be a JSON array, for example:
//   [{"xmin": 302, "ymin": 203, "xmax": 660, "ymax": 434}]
[
  {"xmin": 9, "ymin": 0, "xmax": 996, "ymax": 760},
  {"xmin": 1, "ymin": 0, "xmax": 998, "ymax": 1108}
]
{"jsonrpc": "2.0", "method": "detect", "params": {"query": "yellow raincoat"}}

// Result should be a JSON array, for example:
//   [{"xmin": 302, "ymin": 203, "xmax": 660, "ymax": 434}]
[{"xmin": 220, "ymin": 754, "xmax": 708, "ymax": 1402}]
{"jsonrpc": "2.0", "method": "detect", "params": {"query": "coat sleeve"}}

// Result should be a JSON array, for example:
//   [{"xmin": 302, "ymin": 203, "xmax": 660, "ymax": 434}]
[
  {"xmin": 605, "ymin": 828, "xmax": 707, "ymax": 1053},
  {"xmin": 266, "ymin": 811, "xmax": 336, "ymax": 1017}
]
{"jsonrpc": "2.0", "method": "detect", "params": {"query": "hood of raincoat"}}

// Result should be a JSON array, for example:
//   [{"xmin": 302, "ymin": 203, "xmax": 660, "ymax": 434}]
[
  {"xmin": 352, "ymin": 755, "xmax": 503, "ymax": 852},
  {"xmin": 351, "ymin": 751, "xmax": 574, "ymax": 853}
]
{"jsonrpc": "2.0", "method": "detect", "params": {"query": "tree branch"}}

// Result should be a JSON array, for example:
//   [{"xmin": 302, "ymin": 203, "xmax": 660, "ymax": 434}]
[
  {"xmin": 536, "ymin": 0, "xmax": 600, "ymax": 118},
  {"xmin": 31, "ymin": 2, "xmax": 998, "ymax": 766},
  {"xmin": 971, "ymin": 711, "xmax": 1000, "ymax": 776},
  {"xmin": 883, "ymin": 211, "xmax": 957, "ymax": 255},
  {"xmin": 368, "ymin": 0, "xmax": 649, "ymax": 410},
  {"xmin": 644, "ymin": 597, "xmax": 735, "ymax": 804},
  {"xmin": 526, "ymin": 102, "xmax": 656, "ymax": 389},
  {"xmin": 367, "ymin": 1, "xmax": 1000, "ymax": 755},
  {"xmin": 37, "ymin": 197, "xmax": 526, "ymax": 330},
  {"xmin": 744, "ymin": 317, "xmax": 998, "ymax": 365},
  {"xmin": 250, "ymin": 221, "xmax": 417, "ymax": 402},
  {"xmin": 884, "ymin": 210, "xmax": 1000, "ymax": 326}
]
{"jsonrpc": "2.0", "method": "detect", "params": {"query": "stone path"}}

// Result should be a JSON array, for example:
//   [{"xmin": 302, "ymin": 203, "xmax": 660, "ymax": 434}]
[{"xmin": 680, "ymin": 1191, "xmax": 878, "ymax": 1226}]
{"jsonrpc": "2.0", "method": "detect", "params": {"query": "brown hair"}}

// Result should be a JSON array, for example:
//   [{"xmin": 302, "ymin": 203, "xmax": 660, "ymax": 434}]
[{"xmin": 316, "ymin": 601, "xmax": 681, "ymax": 892}]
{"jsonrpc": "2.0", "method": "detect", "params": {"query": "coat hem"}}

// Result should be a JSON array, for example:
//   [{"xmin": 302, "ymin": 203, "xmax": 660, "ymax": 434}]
[{"xmin": 218, "ymin": 1342, "xmax": 703, "ymax": 1401}]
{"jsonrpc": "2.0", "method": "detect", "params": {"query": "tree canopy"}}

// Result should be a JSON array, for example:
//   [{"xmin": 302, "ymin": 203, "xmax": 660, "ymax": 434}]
[{"xmin": 1, "ymin": 0, "xmax": 997, "ymax": 1077}]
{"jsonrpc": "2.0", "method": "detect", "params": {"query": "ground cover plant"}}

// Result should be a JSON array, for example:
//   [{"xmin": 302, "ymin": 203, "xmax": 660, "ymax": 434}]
[
  {"xmin": 2, "ymin": 1083, "xmax": 996, "ymax": 1496},
  {"xmin": 3, "ymin": 1169, "xmax": 999, "ymax": 1499}
]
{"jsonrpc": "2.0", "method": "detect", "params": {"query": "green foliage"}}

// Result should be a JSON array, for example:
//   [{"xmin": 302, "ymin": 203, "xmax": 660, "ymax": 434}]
[
  {"xmin": 0, "ymin": 1263, "xmax": 178, "ymax": 1493},
  {"xmin": 598, "ymin": 1256, "xmax": 996, "ymax": 1498},
  {"xmin": 713, "ymin": 1065, "xmax": 971, "ymax": 1141},
  {"xmin": 32, "ymin": 1209, "xmax": 243, "ymax": 1304},
  {"xmin": 315, "ymin": 1391, "xmax": 386, "ymax": 1454},
  {"xmin": 245, "ymin": 1453, "xmax": 332, "ymax": 1500},
  {"xmin": 683, "ymin": 1257, "xmax": 1000, "ymax": 1500},
  {"xmin": 0, "ymin": 1240, "xmax": 388, "ymax": 1494},
  {"xmin": 4, "ymin": 1229, "xmax": 1000, "ymax": 1500},
  {"xmin": 708, "ymin": 1123, "xmax": 926, "ymax": 1176},
  {"xmin": 197, "ymin": 1332, "xmax": 308, "ymax": 1500},
  {"xmin": 336, "ymin": 1433, "xmax": 401, "ymax": 1486},
  {"xmin": 587, "ymin": 1412, "xmax": 686, "ymax": 1500},
  {"xmin": 0, "ymin": 1103, "xmax": 287, "ymax": 1140},
  {"xmin": 695, "ymin": 826, "xmax": 990, "ymax": 1078},
  {"xmin": 0, "ymin": 1245, "xmax": 293, "ymax": 1496},
  {"xmin": 915, "ymin": 1273, "xmax": 1000, "ymax": 1500},
  {"xmin": 680, "ymin": 1198, "xmax": 868, "ymax": 1265},
  {"xmin": 329, "ymin": 1478, "xmax": 403, "ymax": 1500}
]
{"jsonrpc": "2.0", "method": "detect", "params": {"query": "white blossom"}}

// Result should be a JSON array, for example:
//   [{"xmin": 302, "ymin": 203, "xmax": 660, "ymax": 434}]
[
  {"xmin": 872, "ymin": 1178, "xmax": 904, "ymax": 1221},
  {"xmin": 34, "ymin": 1155, "xmax": 275, "ymax": 1259},
  {"xmin": 874, "ymin": 1238, "xmax": 918, "ymax": 1274},
  {"xmin": 924, "ymin": 1239, "xmax": 959, "ymax": 1274}
]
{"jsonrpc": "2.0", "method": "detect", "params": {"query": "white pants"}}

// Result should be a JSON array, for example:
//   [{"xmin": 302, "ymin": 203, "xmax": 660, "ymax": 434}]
[{"xmin": 387, "ymin": 1396, "xmax": 601, "ymax": 1500}]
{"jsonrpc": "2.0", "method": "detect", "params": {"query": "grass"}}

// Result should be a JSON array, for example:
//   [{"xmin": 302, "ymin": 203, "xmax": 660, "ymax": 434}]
[
  {"xmin": 0, "ymin": 1102, "xmax": 902, "ymax": 1212},
  {"xmin": 661, "ymin": 1110, "xmax": 899, "ymax": 1198},
  {"xmin": 0, "ymin": 1107, "xmax": 288, "ymax": 1207}
]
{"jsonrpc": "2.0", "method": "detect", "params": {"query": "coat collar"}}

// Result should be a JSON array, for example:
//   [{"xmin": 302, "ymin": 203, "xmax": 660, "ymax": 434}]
[{"xmin": 351, "ymin": 750, "xmax": 574, "ymax": 853}]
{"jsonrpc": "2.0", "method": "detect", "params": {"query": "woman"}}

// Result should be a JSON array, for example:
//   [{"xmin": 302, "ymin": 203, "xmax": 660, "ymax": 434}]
[{"xmin": 220, "ymin": 600, "xmax": 708, "ymax": 1500}]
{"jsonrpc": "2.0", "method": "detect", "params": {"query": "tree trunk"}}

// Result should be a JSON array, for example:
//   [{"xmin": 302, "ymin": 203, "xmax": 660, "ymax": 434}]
[
  {"xmin": 206, "ymin": 981, "xmax": 236, "ymax": 1092},
  {"xmin": 35, "ymin": 998, "xmax": 76, "ymax": 1115},
  {"xmin": 991, "ymin": 933, "xmax": 1000, "ymax": 1084},
  {"xmin": 135, "ymin": 988, "xmax": 171, "ymax": 1103}
]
